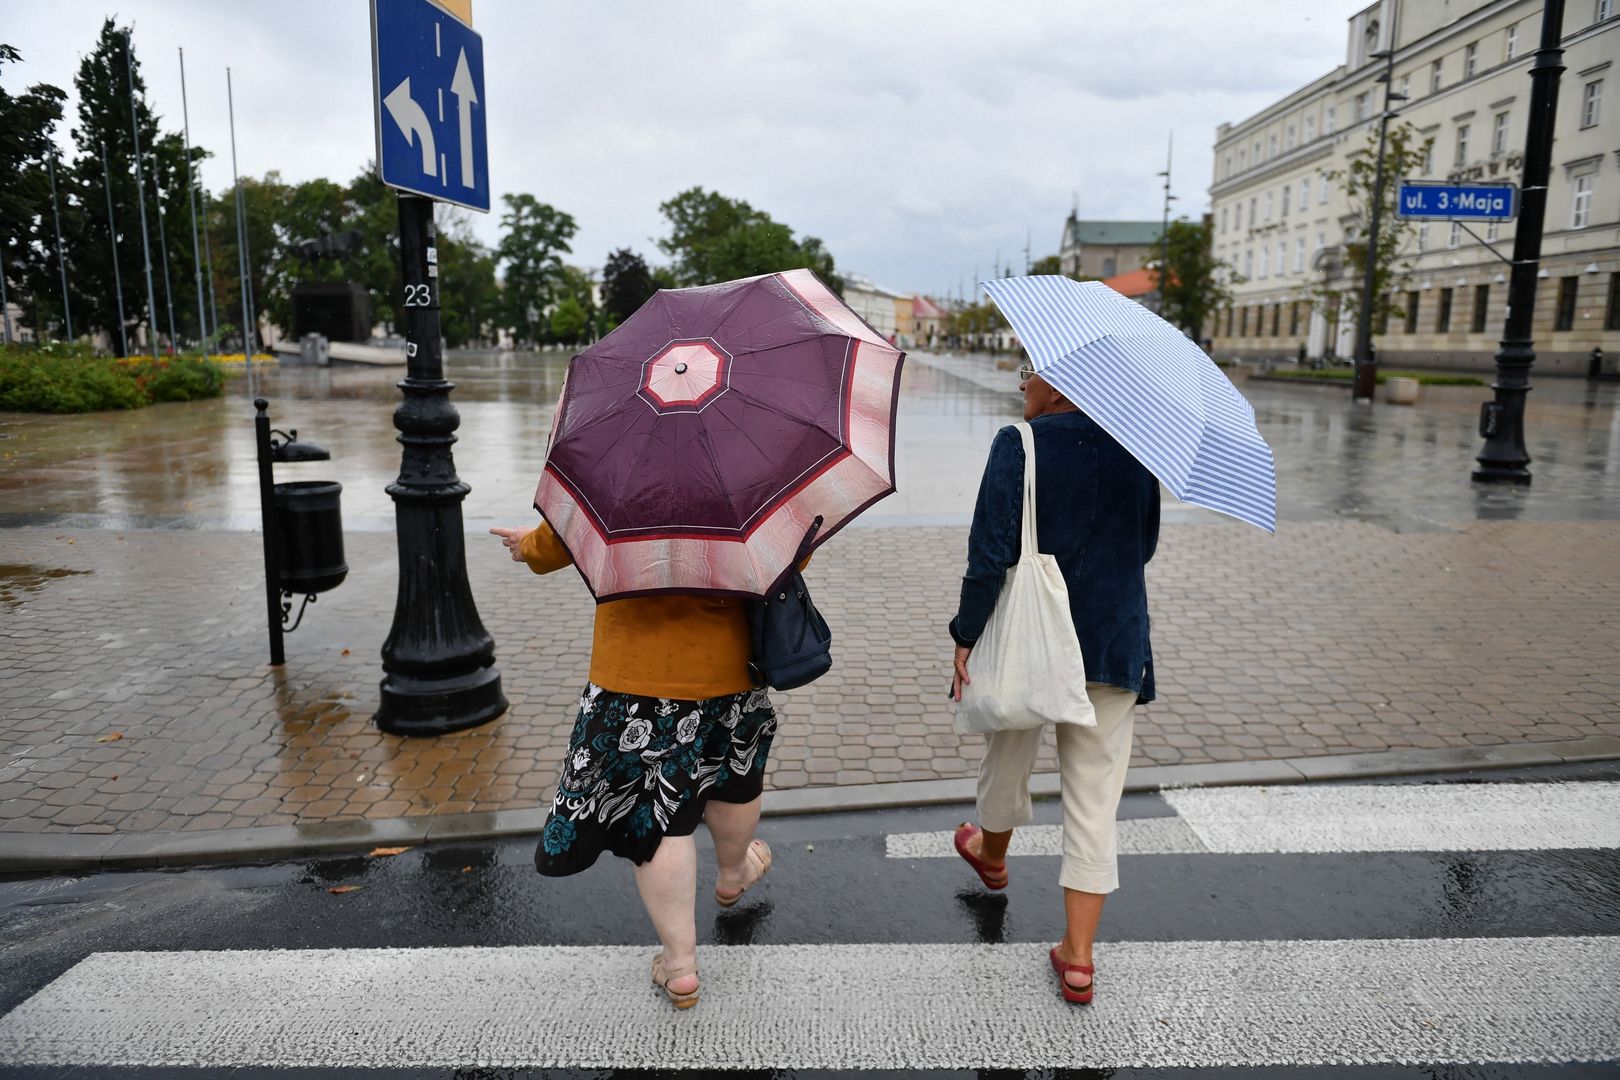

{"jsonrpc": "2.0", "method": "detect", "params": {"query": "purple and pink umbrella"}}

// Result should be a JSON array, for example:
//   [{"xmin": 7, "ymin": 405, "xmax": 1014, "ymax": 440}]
[{"xmin": 534, "ymin": 269, "xmax": 905, "ymax": 601}]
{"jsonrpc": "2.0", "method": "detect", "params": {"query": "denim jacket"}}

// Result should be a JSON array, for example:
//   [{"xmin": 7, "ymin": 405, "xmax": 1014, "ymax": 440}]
[{"xmin": 949, "ymin": 411, "xmax": 1161, "ymax": 703}]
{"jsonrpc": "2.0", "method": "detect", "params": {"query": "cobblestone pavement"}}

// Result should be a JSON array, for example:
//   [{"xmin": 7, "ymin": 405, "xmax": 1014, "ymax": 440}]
[{"xmin": 2, "ymin": 353, "xmax": 1618, "ymax": 836}]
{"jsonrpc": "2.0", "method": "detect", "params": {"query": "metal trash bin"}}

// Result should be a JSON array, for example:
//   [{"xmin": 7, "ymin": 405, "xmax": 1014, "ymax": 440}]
[{"xmin": 273, "ymin": 480, "xmax": 348, "ymax": 594}]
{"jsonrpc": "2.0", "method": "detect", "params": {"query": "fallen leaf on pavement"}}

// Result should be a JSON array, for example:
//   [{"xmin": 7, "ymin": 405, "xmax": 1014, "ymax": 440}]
[
  {"xmin": 97, "ymin": 732, "xmax": 123, "ymax": 743},
  {"xmin": 461, "ymin": 866, "xmax": 473, "ymax": 873},
  {"xmin": 368, "ymin": 847, "xmax": 409, "ymax": 857},
  {"xmin": 341, "ymin": 648, "xmax": 351, "ymax": 656},
  {"xmin": 328, "ymin": 885, "xmax": 362, "ymax": 895}
]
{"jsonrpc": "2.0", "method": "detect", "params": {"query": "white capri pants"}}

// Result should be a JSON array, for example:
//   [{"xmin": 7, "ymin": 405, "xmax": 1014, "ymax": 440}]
[{"xmin": 975, "ymin": 681, "xmax": 1138, "ymax": 894}]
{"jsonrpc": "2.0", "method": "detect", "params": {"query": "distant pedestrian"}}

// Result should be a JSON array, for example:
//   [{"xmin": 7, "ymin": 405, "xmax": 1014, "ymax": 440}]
[
  {"xmin": 489, "ymin": 523, "xmax": 780, "ymax": 1010},
  {"xmin": 948, "ymin": 359, "xmax": 1159, "ymax": 1005}
]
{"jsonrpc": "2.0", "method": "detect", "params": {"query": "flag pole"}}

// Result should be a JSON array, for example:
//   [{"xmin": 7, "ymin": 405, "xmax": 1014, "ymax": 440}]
[
  {"xmin": 124, "ymin": 30, "xmax": 160, "ymax": 361},
  {"xmin": 179, "ymin": 47, "xmax": 208, "ymax": 360},
  {"xmin": 101, "ymin": 140, "xmax": 129, "ymax": 357},
  {"xmin": 46, "ymin": 152, "xmax": 73, "ymax": 341}
]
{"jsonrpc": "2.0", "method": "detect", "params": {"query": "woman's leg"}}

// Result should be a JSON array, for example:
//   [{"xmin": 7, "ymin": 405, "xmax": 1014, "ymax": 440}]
[
  {"xmin": 632, "ymin": 834, "xmax": 699, "ymax": 994},
  {"xmin": 971, "ymin": 726, "xmax": 1044, "ymax": 870},
  {"xmin": 1051, "ymin": 684, "xmax": 1138, "ymax": 988},
  {"xmin": 704, "ymin": 795, "xmax": 763, "ymax": 894}
]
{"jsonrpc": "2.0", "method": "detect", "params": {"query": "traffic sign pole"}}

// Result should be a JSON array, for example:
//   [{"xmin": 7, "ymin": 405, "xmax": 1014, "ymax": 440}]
[
  {"xmin": 376, "ymin": 194, "xmax": 506, "ymax": 735},
  {"xmin": 371, "ymin": 0, "xmax": 504, "ymax": 734}
]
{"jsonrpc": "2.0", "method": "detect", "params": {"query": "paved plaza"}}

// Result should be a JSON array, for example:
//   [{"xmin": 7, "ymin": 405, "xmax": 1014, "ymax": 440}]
[{"xmin": 1, "ymin": 352, "xmax": 1618, "ymax": 843}]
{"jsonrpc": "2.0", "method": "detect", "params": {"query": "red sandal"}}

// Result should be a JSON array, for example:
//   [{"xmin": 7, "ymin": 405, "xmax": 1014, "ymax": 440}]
[
  {"xmin": 953, "ymin": 823, "xmax": 1008, "ymax": 890},
  {"xmin": 1049, "ymin": 947, "xmax": 1094, "ymax": 1004}
]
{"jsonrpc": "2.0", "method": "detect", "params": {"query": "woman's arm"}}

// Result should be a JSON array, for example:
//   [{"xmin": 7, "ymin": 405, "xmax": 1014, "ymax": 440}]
[
  {"xmin": 949, "ymin": 425, "xmax": 1023, "ymax": 647},
  {"xmin": 489, "ymin": 522, "xmax": 574, "ymax": 574}
]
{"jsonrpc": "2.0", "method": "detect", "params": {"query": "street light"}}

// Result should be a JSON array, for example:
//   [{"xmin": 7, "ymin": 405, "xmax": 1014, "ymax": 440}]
[
  {"xmin": 1352, "ymin": 48, "xmax": 1408, "ymax": 402},
  {"xmin": 1474, "ymin": 0, "xmax": 1567, "ymax": 484}
]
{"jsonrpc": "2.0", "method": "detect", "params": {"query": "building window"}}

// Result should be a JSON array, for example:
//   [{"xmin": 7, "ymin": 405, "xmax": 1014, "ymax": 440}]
[
  {"xmin": 1271, "ymin": 304, "xmax": 1281, "ymax": 336},
  {"xmin": 1258, "ymin": 247, "xmax": 1268, "ymax": 280},
  {"xmin": 1464, "ymin": 42, "xmax": 1479, "ymax": 79},
  {"xmin": 1449, "ymin": 222, "xmax": 1461, "ymax": 248},
  {"xmin": 1289, "ymin": 302, "xmax": 1302, "ymax": 335},
  {"xmin": 1399, "ymin": 73, "xmax": 1412, "ymax": 101},
  {"xmin": 1265, "ymin": 192, "xmax": 1274, "ymax": 221},
  {"xmin": 1281, "ymin": 186, "xmax": 1291, "ymax": 217},
  {"xmin": 1437, "ymin": 287, "xmax": 1454, "ymax": 332},
  {"xmin": 1326, "ymin": 105, "xmax": 1337, "ymax": 133},
  {"xmin": 1455, "ymin": 123, "xmax": 1470, "ymax": 165},
  {"xmin": 1234, "ymin": 203, "xmax": 1242, "ymax": 230},
  {"xmin": 1305, "ymin": 115, "xmax": 1316, "ymax": 141},
  {"xmin": 1320, "ymin": 173, "xmax": 1330, "ymax": 204},
  {"xmin": 1299, "ymin": 177, "xmax": 1310, "ymax": 209},
  {"xmin": 1275, "ymin": 244, "xmax": 1285, "ymax": 277},
  {"xmin": 1572, "ymin": 174, "xmax": 1593, "ymax": 228},
  {"xmin": 1418, "ymin": 222, "xmax": 1429, "ymax": 252},
  {"xmin": 1606, "ymin": 273, "xmax": 1620, "ymax": 331},
  {"xmin": 1220, "ymin": 207, "xmax": 1228, "ymax": 233},
  {"xmin": 1239, "ymin": 306, "xmax": 1249, "ymax": 335},
  {"xmin": 1431, "ymin": 58, "xmax": 1444, "ymax": 94},
  {"xmin": 1405, "ymin": 291, "xmax": 1421, "ymax": 333},
  {"xmin": 1244, "ymin": 249, "xmax": 1253, "ymax": 279},
  {"xmin": 1286, "ymin": 124, "xmax": 1296, "ymax": 149},
  {"xmin": 1355, "ymin": 92, "xmax": 1371, "ymax": 121},
  {"xmin": 1492, "ymin": 111, "xmax": 1511, "ymax": 154},
  {"xmin": 1268, "ymin": 133, "xmax": 1278, "ymax": 157},
  {"xmin": 1102, "ymin": 257, "xmax": 1116, "ymax": 277},
  {"xmin": 1422, "ymin": 139, "xmax": 1434, "ymax": 173},
  {"xmin": 1254, "ymin": 140, "xmax": 1262, "ymax": 162},
  {"xmin": 1294, "ymin": 237, "xmax": 1306, "ymax": 273},
  {"xmin": 1487, "ymin": 218, "xmax": 1500, "ymax": 241},
  {"xmin": 1239, "ymin": 148, "xmax": 1247, "ymax": 170},
  {"xmin": 1316, "ymin": 231, "xmax": 1327, "ymax": 257},
  {"xmin": 1249, "ymin": 197, "xmax": 1258, "ymax": 225},
  {"xmin": 1473, "ymin": 284, "xmax": 1491, "ymax": 332},
  {"xmin": 1600, "ymin": 0, "xmax": 1615, "ymax": 20},
  {"xmin": 1555, "ymin": 277, "xmax": 1578, "ymax": 330},
  {"xmin": 1582, "ymin": 80, "xmax": 1603, "ymax": 127},
  {"xmin": 1506, "ymin": 24, "xmax": 1519, "ymax": 59}
]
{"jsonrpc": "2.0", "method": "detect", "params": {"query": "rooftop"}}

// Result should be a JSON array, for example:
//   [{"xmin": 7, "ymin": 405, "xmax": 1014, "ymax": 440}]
[{"xmin": 1065, "ymin": 218, "xmax": 1163, "ymax": 247}]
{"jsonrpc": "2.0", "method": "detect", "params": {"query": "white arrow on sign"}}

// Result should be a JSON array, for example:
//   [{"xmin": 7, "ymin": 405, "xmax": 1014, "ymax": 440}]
[
  {"xmin": 449, "ymin": 48, "xmax": 478, "ymax": 189},
  {"xmin": 383, "ymin": 77, "xmax": 437, "ymax": 178}
]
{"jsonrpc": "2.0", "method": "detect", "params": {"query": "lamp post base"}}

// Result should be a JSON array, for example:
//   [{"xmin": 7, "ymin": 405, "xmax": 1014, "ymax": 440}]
[
  {"xmin": 377, "ymin": 663, "xmax": 506, "ymax": 737},
  {"xmin": 1471, "ymin": 464, "xmax": 1532, "ymax": 485}
]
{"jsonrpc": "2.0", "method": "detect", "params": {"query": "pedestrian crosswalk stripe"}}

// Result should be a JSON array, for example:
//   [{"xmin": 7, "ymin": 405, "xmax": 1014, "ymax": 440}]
[
  {"xmin": 0, "ymin": 936, "xmax": 1614, "ymax": 1069},
  {"xmin": 885, "ymin": 781, "xmax": 1620, "ymax": 859}
]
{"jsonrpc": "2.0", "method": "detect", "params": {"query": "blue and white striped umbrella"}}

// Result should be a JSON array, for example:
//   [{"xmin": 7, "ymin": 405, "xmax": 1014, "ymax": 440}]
[{"xmin": 982, "ymin": 275, "xmax": 1276, "ymax": 533}]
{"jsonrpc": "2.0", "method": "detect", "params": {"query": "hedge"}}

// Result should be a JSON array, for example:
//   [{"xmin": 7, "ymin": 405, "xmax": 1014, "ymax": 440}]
[{"xmin": 0, "ymin": 345, "xmax": 228, "ymax": 413}]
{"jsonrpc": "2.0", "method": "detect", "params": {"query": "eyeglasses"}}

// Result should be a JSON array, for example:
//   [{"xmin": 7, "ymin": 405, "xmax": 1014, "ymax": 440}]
[{"xmin": 1017, "ymin": 363, "xmax": 1036, "ymax": 383}]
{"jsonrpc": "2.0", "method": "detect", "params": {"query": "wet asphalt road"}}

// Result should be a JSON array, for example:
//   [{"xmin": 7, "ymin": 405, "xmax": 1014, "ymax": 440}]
[{"xmin": 0, "ymin": 762, "xmax": 1617, "ymax": 1079}]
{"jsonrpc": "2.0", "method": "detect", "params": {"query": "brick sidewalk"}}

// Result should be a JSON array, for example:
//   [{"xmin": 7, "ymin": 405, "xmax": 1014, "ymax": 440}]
[{"xmin": 2, "ymin": 518, "xmax": 1617, "ymax": 836}]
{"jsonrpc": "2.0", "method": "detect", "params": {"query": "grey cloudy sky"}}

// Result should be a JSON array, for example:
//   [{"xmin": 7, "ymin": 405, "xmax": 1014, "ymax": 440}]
[{"xmin": 4, "ymin": 1, "xmax": 1369, "ymax": 298}]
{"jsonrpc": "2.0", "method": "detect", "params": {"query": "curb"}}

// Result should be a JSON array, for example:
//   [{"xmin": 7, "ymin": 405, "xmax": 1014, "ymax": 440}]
[{"xmin": 3, "ymin": 735, "xmax": 1617, "ymax": 874}]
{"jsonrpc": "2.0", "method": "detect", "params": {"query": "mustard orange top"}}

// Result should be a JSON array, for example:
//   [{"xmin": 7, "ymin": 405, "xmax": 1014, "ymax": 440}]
[{"xmin": 519, "ymin": 522, "xmax": 755, "ymax": 700}]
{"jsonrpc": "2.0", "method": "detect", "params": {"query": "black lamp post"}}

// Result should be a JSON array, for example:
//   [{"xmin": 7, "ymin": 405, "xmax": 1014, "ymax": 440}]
[
  {"xmin": 1474, "ymin": 0, "xmax": 1566, "ymax": 484},
  {"xmin": 1352, "ymin": 48, "xmax": 1408, "ymax": 403},
  {"xmin": 376, "ymin": 194, "xmax": 507, "ymax": 735}
]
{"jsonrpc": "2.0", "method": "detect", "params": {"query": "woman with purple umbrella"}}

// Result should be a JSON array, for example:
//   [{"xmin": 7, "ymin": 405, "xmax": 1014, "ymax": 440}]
[{"xmin": 493, "ymin": 269, "xmax": 904, "ymax": 1010}]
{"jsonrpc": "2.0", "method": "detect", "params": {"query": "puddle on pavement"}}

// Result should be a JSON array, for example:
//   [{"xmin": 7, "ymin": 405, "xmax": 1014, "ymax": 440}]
[{"xmin": 0, "ymin": 564, "xmax": 92, "ymax": 608}]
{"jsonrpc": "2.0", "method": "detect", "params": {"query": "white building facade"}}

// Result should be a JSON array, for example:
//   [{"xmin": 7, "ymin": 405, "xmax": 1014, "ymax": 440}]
[{"xmin": 1208, "ymin": 0, "xmax": 1620, "ymax": 374}]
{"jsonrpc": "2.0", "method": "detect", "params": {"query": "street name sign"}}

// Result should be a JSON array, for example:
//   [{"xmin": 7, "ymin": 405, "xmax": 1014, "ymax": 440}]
[
  {"xmin": 1395, "ymin": 180, "xmax": 1517, "ymax": 221},
  {"xmin": 371, "ymin": 0, "xmax": 489, "ymax": 212}
]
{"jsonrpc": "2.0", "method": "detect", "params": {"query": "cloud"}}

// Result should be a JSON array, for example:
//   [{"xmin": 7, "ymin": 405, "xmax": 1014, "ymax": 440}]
[{"xmin": 3, "ymin": 0, "xmax": 1363, "ymax": 299}]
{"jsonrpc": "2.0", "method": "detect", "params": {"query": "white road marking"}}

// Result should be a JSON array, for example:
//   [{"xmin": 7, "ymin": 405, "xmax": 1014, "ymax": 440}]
[
  {"xmin": 0, "ymin": 937, "xmax": 1614, "ymax": 1069},
  {"xmin": 885, "ymin": 781, "xmax": 1620, "ymax": 859}
]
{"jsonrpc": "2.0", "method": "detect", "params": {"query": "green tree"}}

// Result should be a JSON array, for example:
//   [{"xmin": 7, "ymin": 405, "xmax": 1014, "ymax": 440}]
[
  {"xmin": 0, "ymin": 44, "xmax": 67, "ymax": 340},
  {"xmin": 436, "ymin": 206, "xmax": 498, "ymax": 347},
  {"xmin": 495, "ymin": 193, "xmax": 576, "ymax": 347},
  {"xmin": 1029, "ymin": 254, "xmax": 1063, "ymax": 276},
  {"xmin": 1315, "ymin": 122, "xmax": 1430, "ymax": 338},
  {"xmin": 601, "ymin": 247, "xmax": 656, "ymax": 324},
  {"xmin": 63, "ymin": 20, "xmax": 201, "ymax": 350},
  {"xmin": 1152, "ymin": 217, "xmax": 1231, "ymax": 340},
  {"xmin": 657, "ymin": 187, "xmax": 841, "ymax": 293}
]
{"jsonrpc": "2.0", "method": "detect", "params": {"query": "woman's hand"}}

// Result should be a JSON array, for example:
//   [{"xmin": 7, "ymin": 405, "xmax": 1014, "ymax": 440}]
[
  {"xmin": 951, "ymin": 644, "xmax": 973, "ymax": 702},
  {"xmin": 488, "ymin": 526, "xmax": 532, "ymax": 564}
]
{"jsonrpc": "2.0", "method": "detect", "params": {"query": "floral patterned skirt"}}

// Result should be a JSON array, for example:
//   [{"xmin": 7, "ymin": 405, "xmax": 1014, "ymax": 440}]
[{"xmin": 534, "ymin": 683, "xmax": 778, "ymax": 876}]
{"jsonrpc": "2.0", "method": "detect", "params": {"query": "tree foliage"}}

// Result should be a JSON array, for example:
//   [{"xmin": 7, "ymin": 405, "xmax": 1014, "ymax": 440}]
[
  {"xmin": 657, "ymin": 187, "xmax": 841, "ymax": 293},
  {"xmin": 495, "ymin": 193, "xmax": 576, "ymax": 347},
  {"xmin": 601, "ymin": 247, "xmax": 657, "ymax": 325},
  {"xmin": 1315, "ymin": 122, "xmax": 1430, "ymax": 336},
  {"xmin": 0, "ymin": 43, "xmax": 67, "ymax": 339},
  {"xmin": 1153, "ymin": 218, "xmax": 1230, "ymax": 340}
]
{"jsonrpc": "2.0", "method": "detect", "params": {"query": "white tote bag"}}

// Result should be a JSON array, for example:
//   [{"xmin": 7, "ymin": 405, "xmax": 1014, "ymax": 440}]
[{"xmin": 955, "ymin": 422, "xmax": 1096, "ymax": 734}]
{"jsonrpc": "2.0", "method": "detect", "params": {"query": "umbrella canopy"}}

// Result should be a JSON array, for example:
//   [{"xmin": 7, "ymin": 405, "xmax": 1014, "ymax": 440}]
[
  {"xmin": 982, "ymin": 275, "xmax": 1277, "ymax": 533},
  {"xmin": 536, "ymin": 269, "xmax": 905, "ymax": 600}
]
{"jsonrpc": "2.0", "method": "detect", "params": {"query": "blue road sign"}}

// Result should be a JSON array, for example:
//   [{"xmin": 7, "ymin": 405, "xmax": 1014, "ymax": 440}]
[
  {"xmin": 371, "ymin": 0, "xmax": 489, "ymax": 212},
  {"xmin": 1395, "ymin": 181, "xmax": 1517, "ymax": 221}
]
